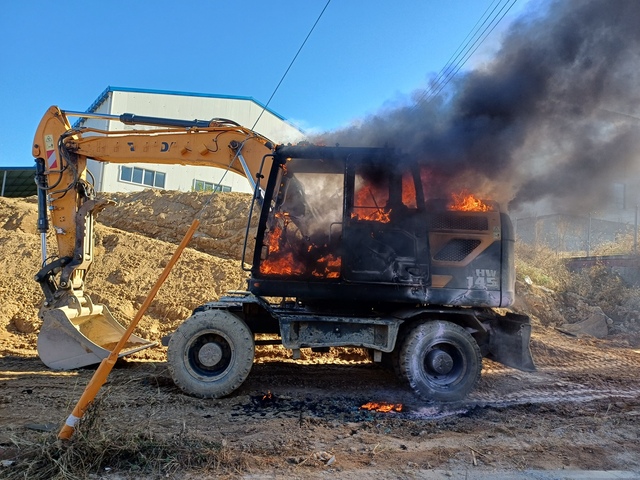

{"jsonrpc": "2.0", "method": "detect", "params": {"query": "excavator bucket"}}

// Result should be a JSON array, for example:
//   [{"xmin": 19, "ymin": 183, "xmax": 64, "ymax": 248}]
[{"xmin": 37, "ymin": 301, "xmax": 155, "ymax": 370}]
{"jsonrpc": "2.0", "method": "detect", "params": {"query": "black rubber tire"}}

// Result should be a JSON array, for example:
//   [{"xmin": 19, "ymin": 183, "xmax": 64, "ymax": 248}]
[
  {"xmin": 398, "ymin": 320, "xmax": 481, "ymax": 402},
  {"xmin": 167, "ymin": 309, "xmax": 254, "ymax": 398}
]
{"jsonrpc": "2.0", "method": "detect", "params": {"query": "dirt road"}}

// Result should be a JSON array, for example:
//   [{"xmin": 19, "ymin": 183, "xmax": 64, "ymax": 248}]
[{"xmin": 1, "ymin": 327, "xmax": 639, "ymax": 478}]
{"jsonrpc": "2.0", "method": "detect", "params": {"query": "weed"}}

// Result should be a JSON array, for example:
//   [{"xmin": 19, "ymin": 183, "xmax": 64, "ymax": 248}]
[{"xmin": 5, "ymin": 396, "xmax": 244, "ymax": 479}]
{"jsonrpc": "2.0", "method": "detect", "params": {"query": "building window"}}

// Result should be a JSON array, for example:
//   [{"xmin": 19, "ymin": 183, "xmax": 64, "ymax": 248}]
[
  {"xmin": 120, "ymin": 166, "xmax": 166, "ymax": 188},
  {"xmin": 193, "ymin": 179, "xmax": 231, "ymax": 193}
]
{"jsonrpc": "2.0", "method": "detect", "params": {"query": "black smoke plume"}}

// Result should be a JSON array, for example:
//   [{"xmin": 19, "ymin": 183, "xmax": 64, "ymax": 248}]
[{"xmin": 313, "ymin": 0, "xmax": 640, "ymax": 214}]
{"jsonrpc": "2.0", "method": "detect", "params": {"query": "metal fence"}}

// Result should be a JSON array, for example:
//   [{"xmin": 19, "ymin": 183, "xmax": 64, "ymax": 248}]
[{"xmin": 514, "ymin": 212, "xmax": 640, "ymax": 256}]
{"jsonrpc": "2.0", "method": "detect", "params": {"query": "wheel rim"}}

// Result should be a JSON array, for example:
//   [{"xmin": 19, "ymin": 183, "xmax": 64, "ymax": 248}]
[
  {"xmin": 422, "ymin": 341, "xmax": 466, "ymax": 387},
  {"xmin": 184, "ymin": 330, "xmax": 233, "ymax": 380}
]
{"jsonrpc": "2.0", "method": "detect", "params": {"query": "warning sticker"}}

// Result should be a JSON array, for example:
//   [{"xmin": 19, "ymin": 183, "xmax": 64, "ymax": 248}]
[{"xmin": 45, "ymin": 134, "xmax": 57, "ymax": 169}]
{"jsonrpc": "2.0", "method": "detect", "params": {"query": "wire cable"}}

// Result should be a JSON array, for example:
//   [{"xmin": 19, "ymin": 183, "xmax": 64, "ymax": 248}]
[
  {"xmin": 417, "ymin": 0, "xmax": 504, "ymax": 105},
  {"xmin": 418, "ymin": 0, "xmax": 509, "ymax": 104},
  {"xmin": 416, "ymin": 0, "xmax": 519, "ymax": 107},
  {"xmin": 251, "ymin": 0, "xmax": 332, "ymax": 130},
  {"xmin": 423, "ymin": 0, "xmax": 518, "ymax": 104}
]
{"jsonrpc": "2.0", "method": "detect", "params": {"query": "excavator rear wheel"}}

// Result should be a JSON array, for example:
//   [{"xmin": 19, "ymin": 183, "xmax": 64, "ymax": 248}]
[
  {"xmin": 167, "ymin": 309, "xmax": 254, "ymax": 398},
  {"xmin": 398, "ymin": 320, "xmax": 481, "ymax": 402}
]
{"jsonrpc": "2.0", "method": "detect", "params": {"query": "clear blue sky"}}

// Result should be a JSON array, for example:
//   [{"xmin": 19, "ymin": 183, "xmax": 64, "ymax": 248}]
[{"xmin": 0, "ymin": 0, "xmax": 533, "ymax": 167}]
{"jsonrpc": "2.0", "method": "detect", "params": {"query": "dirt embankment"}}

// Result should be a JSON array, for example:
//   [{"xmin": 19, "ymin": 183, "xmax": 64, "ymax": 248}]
[{"xmin": 0, "ymin": 191, "xmax": 255, "ymax": 360}]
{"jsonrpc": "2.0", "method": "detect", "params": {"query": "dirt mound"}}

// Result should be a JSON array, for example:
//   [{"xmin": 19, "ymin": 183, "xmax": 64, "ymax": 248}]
[
  {"xmin": 98, "ymin": 190, "xmax": 257, "ymax": 260},
  {"xmin": 0, "ymin": 192, "xmax": 254, "ymax": 360}
]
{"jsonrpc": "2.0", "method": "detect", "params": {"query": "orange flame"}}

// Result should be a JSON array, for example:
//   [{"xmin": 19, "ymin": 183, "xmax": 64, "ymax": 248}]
[
  {"xmin": 360, "ymin": 402, "xmax": 403, "ymax": 413},
  {"xmin": 402, "ymin": 172, "xmax": 417, "ymax": 208},
  {"xmin": 352, "ymin": 186, "xmax": 391, "ymax": 223},
  {"xmin": 312, "ymin": 254, "xmax": 342, "ymax": 279},
  {"xmin": 260, "ymin": 251, "xmax": 306, "ymax": 276},
  {"xmin": 260, "ymin": 211, "xmax": 309, "ymax": 276},
  {"xmin": 351, "ymin": 209, "xmax": 391, "ymax": 222},
  {"xmin": 449, "ymin": 191, "xmax": 493, "ymax": 212},
  {"xmin": 260, "ymin": 212, "xmax": 342, "ymax": 278}
]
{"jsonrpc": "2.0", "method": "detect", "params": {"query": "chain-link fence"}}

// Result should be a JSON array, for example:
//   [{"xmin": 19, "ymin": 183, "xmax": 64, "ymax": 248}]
[{"xmin": 514, "ymin": 212, "xmax": 640, "ymax": 256}]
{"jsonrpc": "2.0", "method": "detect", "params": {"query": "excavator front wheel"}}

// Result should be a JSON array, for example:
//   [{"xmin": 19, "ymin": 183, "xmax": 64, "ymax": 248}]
[
  {"xmin": 398, "ymin": 320, "xmax": 481, "ymax": 402},
  {"xmin": 167, "ymin": 309, "xmax": 255, "ymax": 398}
]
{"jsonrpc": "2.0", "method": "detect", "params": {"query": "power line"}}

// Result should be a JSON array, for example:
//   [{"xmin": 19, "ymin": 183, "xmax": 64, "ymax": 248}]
[
  {"xmin": 424, "ymin": 0, "xmax": 518, "ymax": 103},
  {"xmin": 598, "ymin": 107, "xmax": 640, "ymax": 123},
  {"xmin": 417, "ymin": 0, "xmax": 504, "ymax": 105},
  {"xmin": 417, "ymin": 0, "xmax": 513, "ymax": 105},
  {"xmin": 252, "ymin": 0, "xmax": 331, "ymax": 130},
  {"xmin": 415, "ymin": 0, "xmax": 519, "ymax": 108},
  {"xmin": 214, "ymin": 1, "xmax": 331, "ymax": 206}
]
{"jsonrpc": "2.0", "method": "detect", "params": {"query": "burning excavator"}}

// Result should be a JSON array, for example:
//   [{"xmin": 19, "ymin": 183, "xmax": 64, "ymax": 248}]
[{"xmin": 32, "ymin": 106, "xmax": 534, "ymax": 403}]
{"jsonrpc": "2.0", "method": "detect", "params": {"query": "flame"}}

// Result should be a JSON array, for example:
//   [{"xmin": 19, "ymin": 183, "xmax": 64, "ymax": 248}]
[
  {"xmin": 449, "ymin": 191, "xmax": 492, "ymax": 212},
  {"xmin": 351, "ymin": 209, "xmax": 391, "ymax": 222},
  {"xmin": 402, "ymin": 172, "xmax": 417, "ymax": 208},
  {"xmin": 260, "ymin": 211, "xmax": 308, "ymax": 276},
  {"xmin": 260, "ymin": 251, "xmax": 306, "ymax": 276},
  {"xmin": 352, "ymin": 186, "xmax": 391, "ymax": 223},
  {"xmin": 260, "ymin": 213, "xmax": 341, "ymax": 278},
  {"xmin": 312, "ymin": 254, "xmax": 342, "ymax": 279},
  {"xmin": 360, "ymin": 402, "xmax": 403, "ymax": 413},
  {"xmin": 266, "ymin": 225, "xmax": 284, "ymax": 254},
  {"xmin": 262, "ymin": 391, "xmax": 272, "ymax": 401}
]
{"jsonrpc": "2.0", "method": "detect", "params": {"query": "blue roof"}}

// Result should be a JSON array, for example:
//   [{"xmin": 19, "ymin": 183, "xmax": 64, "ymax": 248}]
[{"xmin": 84, "ymin": 86, "xmax": 288, "ymax": 122}]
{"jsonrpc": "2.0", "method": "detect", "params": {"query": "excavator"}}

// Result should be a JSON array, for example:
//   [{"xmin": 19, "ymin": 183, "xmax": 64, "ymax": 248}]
[{"xmin": 32, "ymin": 106, "xmax": 535, "ymax": 402}]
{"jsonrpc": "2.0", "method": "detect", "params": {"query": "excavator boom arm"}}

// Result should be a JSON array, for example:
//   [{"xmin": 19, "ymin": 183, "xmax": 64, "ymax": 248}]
[
  {"xmin": 31, "ymin": 106, "xmax": 275, "ymax": 370},
  {"xmin": 33, "ymin": 106, "xmax": 274, "ymax": 269}
]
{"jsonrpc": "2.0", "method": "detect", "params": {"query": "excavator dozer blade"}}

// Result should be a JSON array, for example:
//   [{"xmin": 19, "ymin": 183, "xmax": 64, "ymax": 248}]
[
  {"xmin": 488, "ymin": 312, "xmax": 536, "ymax": 372},
  {"xmin": 37, "ymin": 303, "xmax": 156, "ymax": 370}
]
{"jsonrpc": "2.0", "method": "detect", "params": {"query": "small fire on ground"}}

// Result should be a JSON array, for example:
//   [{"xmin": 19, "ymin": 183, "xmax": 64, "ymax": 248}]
[{"xmin": 360, "ymin": 402, "xmax": 403, "ymax": 413}]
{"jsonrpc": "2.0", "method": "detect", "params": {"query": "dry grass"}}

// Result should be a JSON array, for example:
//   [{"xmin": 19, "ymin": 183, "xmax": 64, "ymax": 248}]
[
  {"xmin": 568, "ymin": 263, "xmax": 640, "ymax": 318},
  {"xmin": 515, "ymin": 242, "xmax": 571, "ymax": 290},
  {"xmin": 590, "ymin": 232, "xmax": 639, "ymax": 256},
  {"xmin": 5, "ymin": 397, "xmax": 245, "ymax": 479},
  {"xmin": 516, "ymin": 240, "xmax": 640, "ymax": 322}
]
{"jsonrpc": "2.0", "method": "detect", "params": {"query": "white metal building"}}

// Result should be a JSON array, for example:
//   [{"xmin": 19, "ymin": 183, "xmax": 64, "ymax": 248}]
[{"xmin": 80, "ymin": 87, "xmax": 305, "ymax": 194}]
